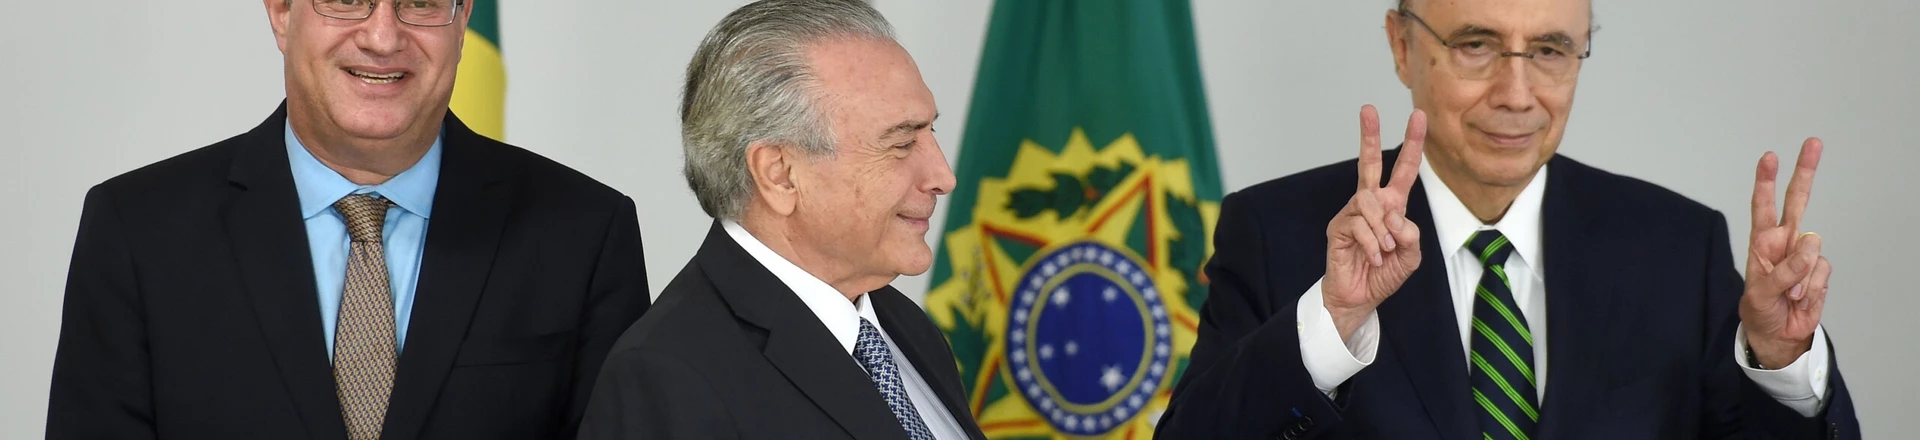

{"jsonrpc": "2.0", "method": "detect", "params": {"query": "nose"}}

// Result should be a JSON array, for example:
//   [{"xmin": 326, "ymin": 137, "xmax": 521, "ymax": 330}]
[
  {"xmin": 353, "ymin": 1, "xmax": 407, "ymax": 56},
  {"xmin": 923, "ymin": 136, "xmax": 956, "ymax": 196},
  {"xmin": 1486, "ymin": 56, "xmax": 1537, "ymax": 112}
]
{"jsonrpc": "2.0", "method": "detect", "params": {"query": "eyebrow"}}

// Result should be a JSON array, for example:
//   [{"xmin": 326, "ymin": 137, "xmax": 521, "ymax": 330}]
[
  {"xmin": 1529, "ymin": 32, "xmax": 1578, "ymax": 47},
  {"xmin": 880, "ymin": 112, "xmax": 940, "ymax": 139},
  {"xmin": 1446, "ymin": 25, "xmax": 1502, "ymax": 40},
  {"xmin": 1447, "ymin": 23, "xmax": 1580, "ymax": 47}
]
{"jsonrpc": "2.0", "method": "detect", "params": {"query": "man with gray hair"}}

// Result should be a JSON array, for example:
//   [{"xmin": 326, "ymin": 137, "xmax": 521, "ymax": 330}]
[{"xmin": 577, "ymin": 0, "xmax": 984, "ymax": 439}]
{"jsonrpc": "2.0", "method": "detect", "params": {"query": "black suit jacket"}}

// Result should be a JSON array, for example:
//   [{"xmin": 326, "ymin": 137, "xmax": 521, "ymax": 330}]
[
  {"xmin": 1157, "ymin": 153, "xmax": 1860, "ymax": 439},
  {"xmin": 577, "ymin": 223, "xmax": 987, "ymax": 440},
  {"xmin": 48, "ymin": 104, "xmax": 652, "ymax": 440}
]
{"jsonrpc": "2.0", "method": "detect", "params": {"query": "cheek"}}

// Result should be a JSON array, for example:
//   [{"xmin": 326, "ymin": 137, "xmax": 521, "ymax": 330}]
[
  {"xmin": 290, "ymin": 37, "xmax": 343, "ymax": 93},
  {"xmin": 815, "ymin": 173, "xmax": 876, "ymax": 220},
  {"xmin": 1539, "ymin": 86, "xmax": 1577, "ymax": 135},
  {"xmin": 1415, "ymin": 76, "xmax": 1477, "ymax": 118},
  {"xmin": 1542, "ymin": 87, "xmax": 1576, "ymax": 121},
  {"xmin": 1436, "ymin": 82, "xmax": 1486, "ymax": 112},
  {"xmin": 404, "ymin": 30, "xmax": 464, "ymax": 74},
  {"xmin": 292, "ymin": 31, "xmax": 336, "ymax": 66}
]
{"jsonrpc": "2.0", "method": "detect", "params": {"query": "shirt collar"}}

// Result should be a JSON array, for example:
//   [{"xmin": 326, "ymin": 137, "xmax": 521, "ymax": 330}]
[
  {"xmin": 721, "ymin": 220, "xmax": 868, "ymax": 355},
  {"xmin": 1417, "ymin": 155, "xmax": 1547, "ymax": 274},
  {"xmin": 285, "ymin": 122, "xmax": 442, "ymax": 220}
]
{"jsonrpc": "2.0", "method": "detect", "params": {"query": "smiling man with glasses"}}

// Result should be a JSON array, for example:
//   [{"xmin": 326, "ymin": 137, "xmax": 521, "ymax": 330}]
[
  {"xmin": 1159, "ymin": 0, "xmax": 1861, "ymax": 438},
  {"xmin": 45, "ymin": 1, "xmax": 651, "ymax": 439}
]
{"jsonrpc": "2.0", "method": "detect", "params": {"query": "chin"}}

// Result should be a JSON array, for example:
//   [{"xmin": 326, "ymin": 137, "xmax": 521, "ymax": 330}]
[
  {"xmin": 331, "ymin": 104, "xmax": 419, "ymax": 140},
  {"xmin": 888, "ymin": 247, "xmax": 934, "ymax": 277},
  {"xmin": 1472, "ymin": 159, "xmax": 1547, "ymax": 187}
]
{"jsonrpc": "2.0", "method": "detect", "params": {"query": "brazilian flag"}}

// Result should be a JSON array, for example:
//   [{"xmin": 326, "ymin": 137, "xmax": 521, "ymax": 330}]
[
  {"xmin": 450, "ymin": 0, "xmax": 504, "ymax": 140},
  {"xmin": 923, "ymin": 1, "xmax": 1222, "ymax": 438}
]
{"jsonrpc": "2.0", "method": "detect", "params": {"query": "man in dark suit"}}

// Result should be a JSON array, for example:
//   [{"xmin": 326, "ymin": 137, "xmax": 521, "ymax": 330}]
[
  {"xmin": 47, "ymin": 1, "xmax": 649, "ymax": 439},
  {"xmin": 576, "ymin": 1, "xmax": 984, "ymax": 439},
  {"xmin": 1157, "ymin": 0, "xmax": 1860, "ymax": 438}
]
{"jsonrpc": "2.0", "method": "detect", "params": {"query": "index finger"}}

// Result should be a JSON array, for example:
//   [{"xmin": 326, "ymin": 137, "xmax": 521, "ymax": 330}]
[
  {"xmin": 1387, "ymin": 109, "xmax": 1428, "ymax": 195},
  {"xmin": 1781, "ymin": 138, "xmax": 1823, "ymax": 232},
  {"xmin": 1358, "ymin": 105, "xmax": 1383, "ymax": 190},
  {"xmin": 1750, "ymin": 151, "xmax": 1779, "ymax": 232}
]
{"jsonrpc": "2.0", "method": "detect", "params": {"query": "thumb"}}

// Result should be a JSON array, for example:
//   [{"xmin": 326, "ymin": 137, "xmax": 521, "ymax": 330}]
[
  {"xmin": 1759, "ymin": 239, "xmax": 1819, "ymax": 300},
  {"xmin": 1390, "ymin": 211, "xmax": 1422, "ymax": 266}
]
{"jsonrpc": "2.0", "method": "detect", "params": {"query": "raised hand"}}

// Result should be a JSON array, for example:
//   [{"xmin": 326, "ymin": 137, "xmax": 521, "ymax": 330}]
[
  {"xmin": 1324, "ymin": 105, "xmax": 1427, "ymax": 341},
  {"xmin": 1739, "ymin": 138, "xmax": 1830, "ymax": 368}
]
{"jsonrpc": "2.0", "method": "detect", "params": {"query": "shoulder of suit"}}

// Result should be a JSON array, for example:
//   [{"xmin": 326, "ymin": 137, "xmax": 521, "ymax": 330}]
[
  {"xmin": 619, "ymin": 260, "xmax": 736, "ymax": 350},
  {"xmin": 1220, "ymin": 157, "xmax": 1364, "ymax": 223},
  {"xmin": 476, "ymin": 138, "xmax": 633, "ymax": 204},
  {"xmin": 92, "ymin": 131, "xmax": 253, "ymax": 197},
  {"xmin": 1549, "ymin": 154, "xmax": 1720, "ymax": 221}
]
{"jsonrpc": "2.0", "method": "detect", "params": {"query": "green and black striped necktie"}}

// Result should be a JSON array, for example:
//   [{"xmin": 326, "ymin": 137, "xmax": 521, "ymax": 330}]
[{"xmin": 1466, "ymin": 229, "xmax": 1539, "ymax": 440}]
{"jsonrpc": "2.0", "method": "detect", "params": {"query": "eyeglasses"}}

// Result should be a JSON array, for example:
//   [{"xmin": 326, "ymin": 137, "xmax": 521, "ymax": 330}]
[
  {"xmin": 311, "ymin": 0, "xmax": 466, "ymax": 27},
  {"xmin": 1398, "ymin": 9, "xmax": 1591, "ymax": 85}
]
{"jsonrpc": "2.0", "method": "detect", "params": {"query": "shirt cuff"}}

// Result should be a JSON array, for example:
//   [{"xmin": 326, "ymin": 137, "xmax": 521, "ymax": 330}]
[
  {"xmin": 1298, "ymin": 277, "xmax": 1380, "ymax": 395},
  {"xmin": 1734, "ymin": 324, "xmax": 1831, "ymax": 417}
]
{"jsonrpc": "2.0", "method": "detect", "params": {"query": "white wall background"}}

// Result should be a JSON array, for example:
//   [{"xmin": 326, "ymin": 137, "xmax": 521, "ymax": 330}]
[{"xmin": 2, "ymin": 0, "xmax": 1914, "ymax": 437}]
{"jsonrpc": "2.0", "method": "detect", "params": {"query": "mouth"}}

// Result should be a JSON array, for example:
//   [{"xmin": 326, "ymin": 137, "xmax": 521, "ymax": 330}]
[
  {"xmin": 898, "ymin": 214, "xmax": 931, "ymax": 229},
  {"xmin": 344, "ymin": 67, "xmax": 408, "ymax": 85},
  {"xmin": 1477, "ymin": 129, "xmax": 1536, "ymax": 149}
]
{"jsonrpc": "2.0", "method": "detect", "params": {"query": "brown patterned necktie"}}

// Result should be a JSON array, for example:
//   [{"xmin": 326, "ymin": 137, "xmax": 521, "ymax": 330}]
[{"xmin": 332, "ymin": 194, "xmax": 398, "ymax": 440}]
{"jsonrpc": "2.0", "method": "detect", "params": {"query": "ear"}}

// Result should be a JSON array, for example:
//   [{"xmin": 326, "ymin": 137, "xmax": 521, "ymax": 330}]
[
  {"xmin": 266, "ymin": 0, "xmax": 293, "ymax": 54},
  {"xmin": 453, "ymin": 0, "xmax": 476, "ymax": 55},
  {"xmin": 454, "ymin": 0, "xmax": 474, "ymax": 53},
  {"xmin": 459, "ymin": 0, "xmax": 476, "ymax": 27},
  {"xmin": 1384, "ymin": 10, "xmax": 1414, "ymax": 89},
  {"xmin": 745, "ymin": 141, "xmax": 800, "ymax": 217}
]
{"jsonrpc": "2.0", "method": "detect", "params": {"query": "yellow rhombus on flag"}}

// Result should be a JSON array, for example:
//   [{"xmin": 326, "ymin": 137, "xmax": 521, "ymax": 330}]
[{"xmin": 450, "ymin": 0, "xmax": 504, "ymax": 140}]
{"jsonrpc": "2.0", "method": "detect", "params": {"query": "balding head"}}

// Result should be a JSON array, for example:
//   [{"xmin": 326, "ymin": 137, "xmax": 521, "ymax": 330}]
[{"xmin": 1383, "ymin": 0, "xmax": 1593, "ymax": 204}]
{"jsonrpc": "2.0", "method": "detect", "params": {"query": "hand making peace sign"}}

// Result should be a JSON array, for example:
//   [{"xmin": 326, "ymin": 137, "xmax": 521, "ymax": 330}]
[
  {"xmin": 1323, "ymin": 105, "xmax": 1427, "ymax": 341},
  {"xmin": 1740, "ymin": 139, "xmax": 1832, "ymax": 368}
]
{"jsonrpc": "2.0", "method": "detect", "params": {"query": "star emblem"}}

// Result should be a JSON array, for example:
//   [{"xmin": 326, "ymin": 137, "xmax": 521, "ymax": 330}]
[{"xmin": 1100, "ymin": 365, "xmax": 1125, "ymax": 391}]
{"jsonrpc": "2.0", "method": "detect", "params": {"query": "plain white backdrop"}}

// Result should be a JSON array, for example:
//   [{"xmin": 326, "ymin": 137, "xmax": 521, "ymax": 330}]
[{"xmin": 1, "ymin": 0, "xmax": 1913, "ymax": 437}]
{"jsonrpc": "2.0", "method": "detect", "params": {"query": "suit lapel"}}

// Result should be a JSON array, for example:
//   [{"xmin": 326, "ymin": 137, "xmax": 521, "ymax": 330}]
[
  {"xmin": 1533, "ymin": 157, "xmax": 1615, "ymax": 437},
  {"xmin": 224, "ymin": 104, "xmax": 350, "ymax": 440},
  {"xmin": 1378, "ymin": 177, "xmax": 1477, "ymax": 440},
  {"xmin": 872, "ymin": 289, "xmax": 989, "ymax": 440},
  {"xmin": 380, "ymin": 115, "xmax": 514, "ymax": 440},
  {"xmin": 698, "ymin": 223, "xmax": 907, "ymax": 440}
]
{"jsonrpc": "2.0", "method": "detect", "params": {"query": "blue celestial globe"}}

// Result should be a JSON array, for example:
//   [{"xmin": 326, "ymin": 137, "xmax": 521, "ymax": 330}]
[{"xmin": 1006, "ymin": 241, "xmax": 1172, "ymax": 436}]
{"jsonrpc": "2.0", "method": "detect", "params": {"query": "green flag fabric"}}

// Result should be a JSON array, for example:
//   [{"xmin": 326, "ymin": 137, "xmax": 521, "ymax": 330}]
[{"xmin": 923, "ymin": 1, "xmax": 1223, "ymax": 439}]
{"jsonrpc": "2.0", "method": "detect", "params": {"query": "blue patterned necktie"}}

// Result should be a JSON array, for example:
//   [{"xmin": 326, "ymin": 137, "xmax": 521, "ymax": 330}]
[
  {"xmin": 1466, "ymin": 229, "xmax": 1539, "ymax": 440},
  {"xmin": 854, "ymin": 317, "xmax": 936, "ymax": 440}
]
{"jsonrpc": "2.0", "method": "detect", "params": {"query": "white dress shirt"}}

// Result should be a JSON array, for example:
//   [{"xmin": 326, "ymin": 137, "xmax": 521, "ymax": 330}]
[
  {"xmin": 1295, "ymin": 159, "xmax": 1831, "ymax": 416},
  {"xmin": 723, "ymin": 221, "xmax": 968, "ymax": 439}
]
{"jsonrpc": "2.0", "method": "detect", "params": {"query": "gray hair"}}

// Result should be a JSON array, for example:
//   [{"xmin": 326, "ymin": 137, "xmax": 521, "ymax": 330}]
[{"xmin": 679, "ymin": 0, "xmax": 897, "ymax": 220}]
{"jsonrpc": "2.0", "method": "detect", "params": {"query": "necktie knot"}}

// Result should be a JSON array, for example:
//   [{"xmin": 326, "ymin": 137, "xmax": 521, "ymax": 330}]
[
  {"xmin": 854, "ymin": 318, "xmax": 890, "ymax": 370},
  {"xmin": 1466, "ymin": 229, "xmax": 1514, "ymax": 267},
  {"xmin": 334, "ymin": 194, "xmax": 395, "ymax": 243}
]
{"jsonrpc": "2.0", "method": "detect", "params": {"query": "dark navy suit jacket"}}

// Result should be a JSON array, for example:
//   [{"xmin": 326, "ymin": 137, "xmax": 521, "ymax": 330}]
[{"xmin": 1157, "ymin": 153, "xmax": 1858, "ymax": 439}]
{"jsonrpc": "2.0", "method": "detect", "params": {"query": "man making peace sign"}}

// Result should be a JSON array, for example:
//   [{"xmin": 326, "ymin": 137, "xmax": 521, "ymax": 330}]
[{"xmin": 1157, "ymin": 0, "xmax": 1859, "ymax": 438}]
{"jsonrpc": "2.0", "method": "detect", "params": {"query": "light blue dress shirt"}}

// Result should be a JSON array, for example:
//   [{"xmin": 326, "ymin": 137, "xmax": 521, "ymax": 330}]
[{"xmin": 286, "ymin": 123, "xmax": 441, "ymax": 359}]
